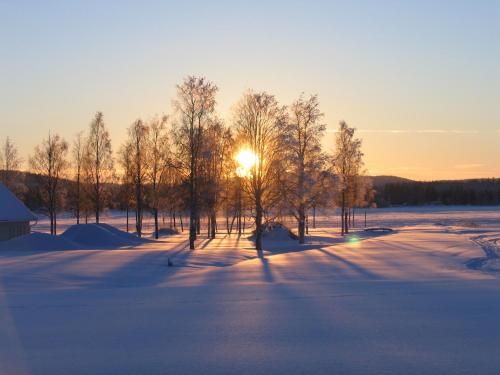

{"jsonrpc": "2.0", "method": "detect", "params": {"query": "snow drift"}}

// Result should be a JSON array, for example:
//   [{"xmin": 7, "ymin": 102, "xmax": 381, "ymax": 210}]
[
  {"xmin": 61, "ymin": 224, "xmax": 151, "ymax": 248},
  {"xmin": 0, "ymin": 224, "xmax": 153, "ymax": 252},
  {"xmin": 97, "ymin": 223, "xmax": 154, "ymax": 243},
  {"xmin": 0, "ymin": 232, "xmax": 80, "ymax": 251}
]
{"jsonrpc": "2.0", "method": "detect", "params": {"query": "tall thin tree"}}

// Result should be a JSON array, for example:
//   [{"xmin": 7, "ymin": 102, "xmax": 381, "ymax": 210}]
[
  {"xmin": 72, "ymin": 131, "xmax": 85, "ymax": 224},
  {"xmin": 118, "ymin": 142, "xmax": 134, "ymax": 232},
  {"xmin": 86, "ymin": 112, "xmax": 113, "ymax": 223},
  {"xmin": 128, "ymin": 119, "xmax": 149, "ymax": 237},
  {"xmin": 148, "ymin": 115, "xmax": 169, "ymax": 239},
  {"xmin": 173, "ymin": 76, "xmax": 217, "ymax": 249}
]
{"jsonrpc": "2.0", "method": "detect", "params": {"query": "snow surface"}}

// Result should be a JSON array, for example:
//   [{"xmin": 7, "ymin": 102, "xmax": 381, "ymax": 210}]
[{"xmin": 2, "ymin": 207, "xmax": 500, "ymax": 374}]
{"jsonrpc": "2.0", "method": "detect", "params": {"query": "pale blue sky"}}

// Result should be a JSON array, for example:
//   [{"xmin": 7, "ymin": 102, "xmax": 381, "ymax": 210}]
[{"xmin": 1, "ymin": 0, "xmax": 499, "ymax": 179}]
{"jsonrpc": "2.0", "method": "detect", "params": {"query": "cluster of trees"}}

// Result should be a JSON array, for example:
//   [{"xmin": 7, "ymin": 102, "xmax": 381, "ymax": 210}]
[
  {"xmin": 1, "ymin": 75, "xmax": 373, "ymax": 250},
  {"xmin": 332, "ymin": 121, "xmax": 371, "ymax": 235},
  {"xmin": 118, "ymin": 116, "xmax": 171, "ymax": 238},
  {"xmin": 376, "ymin": 179, "xmax": 500, "ymax": 206},
  {"xmin": 27, "ymin": 114, "xmax": 113, "ymax": 235}
]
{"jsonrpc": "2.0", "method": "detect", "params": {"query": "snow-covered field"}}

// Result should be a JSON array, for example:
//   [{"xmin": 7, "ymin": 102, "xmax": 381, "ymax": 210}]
[{"xmin": 1, "ymin": 207, "xmax": 500, "ymax": 374}]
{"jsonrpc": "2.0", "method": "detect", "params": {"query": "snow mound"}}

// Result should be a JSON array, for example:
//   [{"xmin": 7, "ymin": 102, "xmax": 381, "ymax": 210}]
[
  {"xmin": 61, "ymin": 224, "xmax": 149, "ymax": 248},
  {"xmin": 0, "ymin": 232, "xmax": 80, "ymax": 251},
  {"xmin": 96, "ymin": 223, "xmax": 153, "ymax": 243}
]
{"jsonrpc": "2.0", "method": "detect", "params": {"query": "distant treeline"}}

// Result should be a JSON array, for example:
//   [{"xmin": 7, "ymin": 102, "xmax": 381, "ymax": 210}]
[
  {"xmin": 4, "ymin": 170, "xmax": 123, "ymax": 213},
  {"xmin": 375, "ymin": 179, "xmax": 500, "ymax": 206}
]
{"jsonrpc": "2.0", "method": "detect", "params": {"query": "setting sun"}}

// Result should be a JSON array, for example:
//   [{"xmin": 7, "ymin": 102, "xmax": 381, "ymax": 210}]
[{"xmin": 235, "ymin": 149, "xmax": 258, "ymax": 171}]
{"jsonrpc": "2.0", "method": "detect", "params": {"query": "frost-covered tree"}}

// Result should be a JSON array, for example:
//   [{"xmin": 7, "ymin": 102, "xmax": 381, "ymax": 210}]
[
  {"xmin": 234, "ymin": 91, "xmax": 287, "ymax": 253},
  {"xmin": 284, "ymin": 94, "xmax": 326, "ymax": 243}
]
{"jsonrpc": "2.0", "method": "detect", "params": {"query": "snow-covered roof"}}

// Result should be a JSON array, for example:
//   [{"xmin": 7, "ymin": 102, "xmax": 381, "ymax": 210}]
[{"xmin": 0, "ymin": 183, "xmax": 37, "ymax": 222}]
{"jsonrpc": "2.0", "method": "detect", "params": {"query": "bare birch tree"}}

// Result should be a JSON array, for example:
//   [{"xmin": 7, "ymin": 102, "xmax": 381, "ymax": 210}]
[
  {"xmin": 173, "ymin": 76, "xmax": 217, "ymax": 249},
  {"xmin": 127, "ymin": 119, "xmax": 149, "ymax": 237},
  {"xmin": 147, "ymin": 115, "xmax": 169, "ymax": 239},
  {"xmin": 200, "ymin": 118, "xmax": 233, "ymax": 239},
  {"xmin": 29, "ymin": 133, "xmax": 68, "ymax": 235},
  {"xmin": 86, "ymin": 112, "xmax": 113, "ymax": 223},
  {"xmin": 234, "ymin": 91, "xmax": 287, "ymax": 254},
  {"xmin": 72, "ymin": 132, "xmax": 85, "ymax": 224},
  {"xmin": 118, "ymin": 142, "xmax": 134, "ymax": 232}
]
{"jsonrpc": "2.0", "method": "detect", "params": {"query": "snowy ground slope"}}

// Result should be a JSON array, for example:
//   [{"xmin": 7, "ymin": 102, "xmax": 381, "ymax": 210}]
[{"xmin": 1, "ymin": 208, "xmax": 500, "ymax": 374}]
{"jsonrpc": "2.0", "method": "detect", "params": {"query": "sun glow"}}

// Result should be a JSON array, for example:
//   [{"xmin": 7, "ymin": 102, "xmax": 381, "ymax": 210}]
[{"xmin": 235, "ymin": 149, "xmax": 258, "ymax": 177}]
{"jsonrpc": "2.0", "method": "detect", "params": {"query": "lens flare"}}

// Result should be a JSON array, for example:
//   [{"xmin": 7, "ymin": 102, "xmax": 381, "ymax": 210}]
[{"xmin": 346, "ymin": 234, "xmax": 361, "ymax": 248}]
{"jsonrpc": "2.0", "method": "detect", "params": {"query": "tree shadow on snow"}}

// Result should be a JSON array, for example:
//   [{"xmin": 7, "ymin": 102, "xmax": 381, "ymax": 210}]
[{"xmin": 260, "ymin": 229, "xmax": 396, "ymax": 255}]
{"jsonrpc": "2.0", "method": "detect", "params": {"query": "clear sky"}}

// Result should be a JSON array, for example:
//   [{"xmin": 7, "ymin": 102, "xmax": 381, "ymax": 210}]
[{"xmin": 1, "ymin": 0, "xmax": 499, "ymax": 180}]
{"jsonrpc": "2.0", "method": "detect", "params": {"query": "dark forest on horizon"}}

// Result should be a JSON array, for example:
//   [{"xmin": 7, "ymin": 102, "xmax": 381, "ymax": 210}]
[
  {"xmin": 4, "ymin": 171, "xmax": 500, "ymax": 211},
  {"xmin": 374, "ymin": 178, "xmax": 500, "ymax": 207}
]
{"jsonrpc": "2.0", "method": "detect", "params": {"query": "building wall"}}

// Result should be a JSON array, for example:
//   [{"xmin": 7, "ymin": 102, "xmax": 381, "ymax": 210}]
[{"xmin": 0, "ymin": 221, "xmax": 30, "ymax": 241}]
